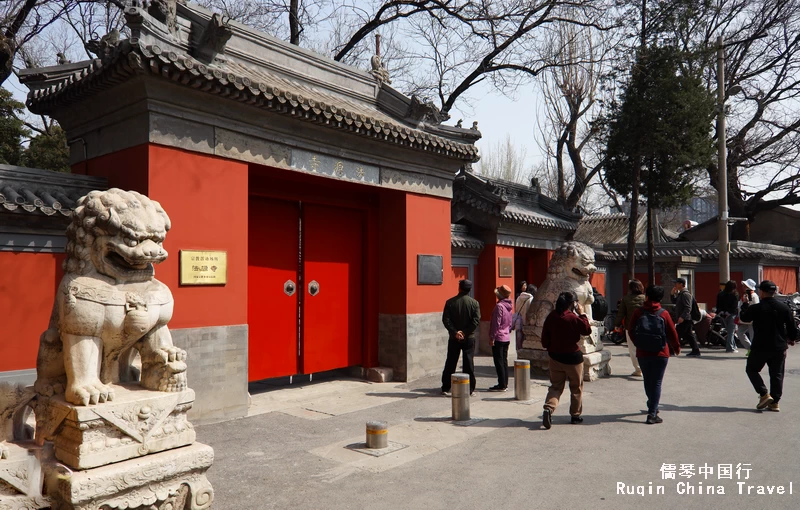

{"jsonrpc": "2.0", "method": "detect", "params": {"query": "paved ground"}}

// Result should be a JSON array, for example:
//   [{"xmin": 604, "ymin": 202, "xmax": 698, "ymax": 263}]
[{"xmin": 197, "ymin": 343, "xmax": 800, "ymax": 509}]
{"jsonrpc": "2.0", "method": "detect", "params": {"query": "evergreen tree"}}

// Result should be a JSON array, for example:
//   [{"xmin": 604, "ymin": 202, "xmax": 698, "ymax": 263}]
[
  {"xmin": 23, "ymin": 125, "xmax": 70, "ymax": 172},
  {"xmin": 604, "ymin": 45, "xmax": 715, "ymax": 284},
  {"xmin": 0, "ymin": 87, "xmax": 28, "ymax": 165}
]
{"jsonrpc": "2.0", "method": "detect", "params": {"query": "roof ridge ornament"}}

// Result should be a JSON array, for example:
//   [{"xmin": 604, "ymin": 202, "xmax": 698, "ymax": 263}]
[
  {"xmin": 370, "ymin": 34, "xmax": 391, "ymax": 86},
  {"xmin": 194, "ymin": 13, "xmax": 232, "ymax": 64},
  {"xmin": 406, "ymin": 95, "xmax": 450, "ymax": 126}
]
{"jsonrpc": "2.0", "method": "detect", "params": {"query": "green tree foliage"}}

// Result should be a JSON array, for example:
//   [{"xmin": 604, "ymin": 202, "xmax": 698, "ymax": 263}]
[
  {"xmin": 23, "ymin": 124, "xmax": 70, "ymax": 172},
  {"xmin": 604, "ymin": 45, "xmax": 715, "ymax": 282},
  {"xmin": 0, "ymin": 86, "xmax": 28, "ymax": 165}
]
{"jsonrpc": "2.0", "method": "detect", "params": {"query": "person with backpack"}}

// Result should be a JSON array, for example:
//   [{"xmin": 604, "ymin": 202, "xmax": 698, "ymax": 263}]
[
  {"xmin": 615, "ymin": 279, "xmax": 645, "ymax": 376},
  {"xmin": 629, "ymin": 285, "xmax": 681, "ymax": 424},
  {"xmin": 739, "ymin": 280, "xmax": 798, "ymax": 412},
  {"xmin": 672, "ymin": 278, "xmax": 701, "ymax": 356},
  {"xmin": 540, "ymin": 291, "xmax": 592, "ymax": 429}
]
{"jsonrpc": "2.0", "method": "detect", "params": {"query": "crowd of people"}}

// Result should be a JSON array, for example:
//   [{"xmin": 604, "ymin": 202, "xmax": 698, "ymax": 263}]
[{"xmin": 440, "ymin": 277, "xmax": 797, "ymax": 429}]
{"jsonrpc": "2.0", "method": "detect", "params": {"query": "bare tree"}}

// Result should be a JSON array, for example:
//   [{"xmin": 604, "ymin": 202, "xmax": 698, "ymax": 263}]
[{"xmin": 476, "ymin": 135, "xmax": 534, "ymax": 184}]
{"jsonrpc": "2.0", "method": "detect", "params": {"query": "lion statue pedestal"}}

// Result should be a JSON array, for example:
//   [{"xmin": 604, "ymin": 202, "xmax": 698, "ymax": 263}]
[
  {"xmin": 517, "ymin": 242, "xmax": 612, "ymax": 381},
  {"xmin": 14, "ymin": 189, "xmax": 215, "ymax": 510}
]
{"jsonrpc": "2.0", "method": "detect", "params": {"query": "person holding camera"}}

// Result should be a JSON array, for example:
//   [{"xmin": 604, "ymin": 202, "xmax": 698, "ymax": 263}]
[
  {"xmin": 540, "ymin": 291, "xmax": 592, "ymax": 429},
  {"xmin": 739, "ymin": 280, "xmax": 798, "ymax": 412}
]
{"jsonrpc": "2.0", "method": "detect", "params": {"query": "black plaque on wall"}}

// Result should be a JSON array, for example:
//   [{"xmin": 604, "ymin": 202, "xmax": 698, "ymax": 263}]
[{"xmin": 417, "ymin": 255, "xmax": 444, "ymax": 285}]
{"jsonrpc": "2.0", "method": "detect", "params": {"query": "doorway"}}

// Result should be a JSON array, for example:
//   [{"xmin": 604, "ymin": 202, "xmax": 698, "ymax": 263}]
[{"xmin": 247, "ymin": 197, "xmax": 364, "ymax": 381}]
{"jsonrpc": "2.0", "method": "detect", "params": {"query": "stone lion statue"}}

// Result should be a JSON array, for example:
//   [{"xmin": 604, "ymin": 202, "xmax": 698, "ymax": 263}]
[
  {"xmin": 34, "ymin": 189, "xmax": 187, "ymax": 407},
  {"xmin": 522, "ymin": 241, "xmax": 597, "ymax": 349},
  {"xmin": 1, "ymin": 383, "xmax": 33, "ymax": 459}
]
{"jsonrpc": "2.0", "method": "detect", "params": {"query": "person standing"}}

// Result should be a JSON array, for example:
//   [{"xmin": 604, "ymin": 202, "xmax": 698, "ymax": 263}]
[
  {"xmin": 441, "ymin": 279, "xmax": 481, "ymax": 396},
  {"xmin": 489, "ymin": 285, "xmax": 514, "ymax": 391},
  {"xmin": 629, "ymin": 285, "xmax": 681, "ymax": 424},
  {"xmin": 739, "ymin": 280, "xmax": 798, "ymax": 412},
  {"xmin": 672, "ymin": 278, "xmax": 701, "ymax": 356},
  {"xmin": 737, "ymin": 279, "xmax": 760, "ymax": 350},
  {"xmin": 515, "ymin": 281, "xmax": 527, "ymax": 301},
  {"xmin": 615, "ymin": 279, "xmax": 646, "ymax": 376},
  {"xmin": 513, "ymin": 286, "xmax": 534, "ymax": 351},
  {"xmin": 716, "ymin": 280, "xmax": 740, "ymax": 352},
  {"xmin": 541, "ymin": 292, "xmax": 592, "ymax": 429}
]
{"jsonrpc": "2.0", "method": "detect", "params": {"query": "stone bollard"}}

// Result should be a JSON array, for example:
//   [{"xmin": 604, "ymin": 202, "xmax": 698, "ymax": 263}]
[
  {"xmin": 366, "ymin": 421, "xmax": 388, "ymax": 449},
  {"xmin": 514, "ymin": 359, "xmax": 531, "ymax": 401},
  {"xmin": 451, "ymin": 373, "xmax": 471, "ymax": 421}
]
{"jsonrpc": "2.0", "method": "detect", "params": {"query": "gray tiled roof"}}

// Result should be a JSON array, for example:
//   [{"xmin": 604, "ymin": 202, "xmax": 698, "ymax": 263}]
[
  {"xmin": 451, "ymin": 225, "xmax": 484, "ymax": 250},
  {"xmin": 599, "ymin": 241, "xmax": 800, "ymax": 262},
  {"xmin": 23, "ymin": 40, "xmax": 478, "ymax": 162},
  {"xmin": 502, "ymin": 203, "xmax": 578, "ymax": 231},
  {"xmin": 0, "ymin": 165, "xmax": 106, "ymax": 217},
  {"xmin": 575, "ymin": 213, "xmax": 676, "ymax": 245}
]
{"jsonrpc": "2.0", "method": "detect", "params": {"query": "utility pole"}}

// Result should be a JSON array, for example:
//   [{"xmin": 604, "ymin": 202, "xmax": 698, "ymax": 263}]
[{"xmin": 716, "ymin": 35, "xmax": 730, "ymax": 286}]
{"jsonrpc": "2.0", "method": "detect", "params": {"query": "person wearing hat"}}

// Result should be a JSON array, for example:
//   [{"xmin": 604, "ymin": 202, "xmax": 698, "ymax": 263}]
[
  {"xmin": 489, "ymin": 284, "xmax": 514, "ymax": 391},
  {"xmin": 737, "ymin": 279, "xmax": 760, "ymax": 349},
  {"xmin": 441, "ymin": 279, "xmax": 481, "ymax": 396},
  {"xmin": 739, "ymin": 280, "xmax": 798, "ymax": 412}
]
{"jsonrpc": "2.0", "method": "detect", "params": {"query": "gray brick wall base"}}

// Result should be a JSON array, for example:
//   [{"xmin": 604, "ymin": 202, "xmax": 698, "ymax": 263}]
[
  {"xmin": 379, "ymin": 313, "xmax": 448, "ymax": 382},
  {"xmin": 171, "ymin": 324, "xmax": 249, "ymax": 425}
]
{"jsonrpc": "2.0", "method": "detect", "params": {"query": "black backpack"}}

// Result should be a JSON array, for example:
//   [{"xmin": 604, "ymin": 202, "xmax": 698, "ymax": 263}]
[
  {"xmin": 634, "ymin": 309, "xmax": 668, "ymax": 352},
  {"xmin": 690, "ymin": 296, "xmax": 702, "ymax": 322}
]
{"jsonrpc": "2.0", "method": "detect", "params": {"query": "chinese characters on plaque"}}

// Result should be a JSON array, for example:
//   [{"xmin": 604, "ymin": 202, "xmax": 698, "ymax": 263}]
[
  {"xmin": 179, "ymin": 250, "xmax": 228, "ymax": 285},
  {"xmin": 292, "ymin": 150, "xmax": 380, "ymax": 184}
]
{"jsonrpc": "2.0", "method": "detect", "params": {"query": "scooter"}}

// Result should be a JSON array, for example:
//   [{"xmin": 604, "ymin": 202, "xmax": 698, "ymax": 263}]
[{"xmin": 602, "ymin": 310, "xmax": 626, "ymax": 345}]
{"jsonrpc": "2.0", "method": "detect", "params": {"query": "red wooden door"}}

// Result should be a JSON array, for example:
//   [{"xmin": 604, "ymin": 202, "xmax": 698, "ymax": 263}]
[
  {"xmin": 302, "ymin": 204, "xmax": 364, "ymax": 373},
  {"xmin": 248, "ymin": 198, "xmax": 299, "ymax": 381}
]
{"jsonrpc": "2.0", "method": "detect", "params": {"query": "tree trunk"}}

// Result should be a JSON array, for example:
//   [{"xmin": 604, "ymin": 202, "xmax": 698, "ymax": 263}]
[
  {"xmin": 289, "ymin": 0, "xmax": 301, "ymax": 45},
  {"xmin": 647, "ymin": 201, "xmax": 655, "ymax": 286},
  {"xmin": 626, "ymin": 166, "xmax": 640, "ymax": 281}
]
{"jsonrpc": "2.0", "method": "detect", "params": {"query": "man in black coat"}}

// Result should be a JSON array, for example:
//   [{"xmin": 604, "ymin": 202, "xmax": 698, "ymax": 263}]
[
  {"xmin": 739, "ymin": 280, "xmax": 798, "ymax": 411},
  {"xmin": 672, "ymin": 278, "xmax": 701, "ymax": 356},
  {"xmin": 441, "ymin": 279, "xmax": 481, "ymax": 395}
]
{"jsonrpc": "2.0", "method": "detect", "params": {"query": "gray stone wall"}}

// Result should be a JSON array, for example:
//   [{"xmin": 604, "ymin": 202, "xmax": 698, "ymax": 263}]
[
  {"xmin": 379, "ymin": 313, "xmax": 448, "ymax": 382},
  {"xmin": 171, "ymin": 325, "xmax": 249, "ymax": 425}
]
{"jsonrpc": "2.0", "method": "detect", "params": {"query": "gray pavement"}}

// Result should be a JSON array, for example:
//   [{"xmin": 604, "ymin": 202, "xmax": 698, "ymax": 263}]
[{"xmin": 197, "ymin": 344, "xmax": 800, "ymax": 509}]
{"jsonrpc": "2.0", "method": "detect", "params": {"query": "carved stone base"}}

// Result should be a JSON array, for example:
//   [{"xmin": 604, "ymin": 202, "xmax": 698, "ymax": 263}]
[
  {"xmin": 583, "ymin": 349, "xmax": 612, "ymax": 382},
  {"xmin": 35, "ymin": 385, "xmax": 196, "ymax": 469},
  {"xmin": 0, "ymin": 442, "xmax": 49, "ymax": 509},
  {"xmin": 45, "ymin": 442, "xmax": 214, "ymax": 510}
]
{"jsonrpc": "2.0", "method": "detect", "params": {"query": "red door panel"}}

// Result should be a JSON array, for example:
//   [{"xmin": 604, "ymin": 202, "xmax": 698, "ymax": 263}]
[
  {"xmin": 452, "ymin": 266, "xmax": 469, "ymax": 282},
  {"xmin": 248, "ymin": 198, "xmax": 299, "ymax": 381},
  {"xmin": 302, "ymin": 204, "xmax": 364, "ymax": 373}
]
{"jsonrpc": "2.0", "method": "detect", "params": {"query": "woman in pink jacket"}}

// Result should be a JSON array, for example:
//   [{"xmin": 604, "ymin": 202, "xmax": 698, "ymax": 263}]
[{"xmin": 489, "ymin": 285, "xmax": 514, "ymax": 391}]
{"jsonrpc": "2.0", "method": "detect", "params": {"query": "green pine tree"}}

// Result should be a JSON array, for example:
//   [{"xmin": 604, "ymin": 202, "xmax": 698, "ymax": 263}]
[
  {"xmin": 23, "ymin": 125, "xmax": 70, "ymax": 173},
  {"xmin": 0, "ymin": 87, "xmax": 29, "ymax": 166}
]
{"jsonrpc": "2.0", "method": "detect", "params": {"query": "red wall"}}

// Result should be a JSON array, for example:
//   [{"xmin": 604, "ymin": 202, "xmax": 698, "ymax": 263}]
[
  {"xmin": 694, "ymin": 271, "xmax": 743, "ymax": 307},
  {"xmin": 72, "ymin": 144, "xmax": 150, "ymax": 194},
  {"xmin": 0, "ymin": 252, "xmax": 64, "ymax": 371},
  {"xmin": 622, "ymin": 272, "xmax": 661, "ymax": 297},
  {"xmin": 590, "ymin": 271, "xmax": 607, "ymax": 296},
  {"xmin": 476, "ymin": 244, "xmax": 515, "ymax": 320},
  {"xmin": 763, "ymin": 267, "xmax": 797, "ymax": 294},
  {"xmin": 406, "ymin": 194, "xmax": 453, "ymax": 314},
  {"xmin": 148, "ymin": 146, "xmax": 248, "ymax": 328}
]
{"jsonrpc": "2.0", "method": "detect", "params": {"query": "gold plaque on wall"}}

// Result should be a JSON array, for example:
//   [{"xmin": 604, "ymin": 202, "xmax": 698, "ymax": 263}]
[
  {"xmin": 180, "ymin": 250, "xmax": 227, "ymax": 285},
  {"xmin": 498, "ymin": 257, "xmax": 513, "ymax": 278}
]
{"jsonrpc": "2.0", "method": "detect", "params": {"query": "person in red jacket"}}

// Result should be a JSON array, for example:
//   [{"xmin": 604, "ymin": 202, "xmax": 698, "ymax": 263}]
[
  {"xmin": 628, "ymin": 285, "xmax": 681, "ymax": 424},
  {"xmin": 541, "ymin": 291, "xmax": 592, "ymax": 429}
]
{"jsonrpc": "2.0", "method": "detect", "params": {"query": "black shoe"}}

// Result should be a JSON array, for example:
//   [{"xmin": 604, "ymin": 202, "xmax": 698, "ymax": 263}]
[
  {"xmin": 646, "ymin": 414, "xmax": 663, "ymax": 424},
  {"xmin": 570, "ymin": 416, "xmax": 583, "ymax": 424},
  {"xmin": 686, "ymin": 351, "xmax": 701, "ymax": 357},
  {"xmin": 488, "ymin": 385, "xmax": 505, "ymax": 392},
  {"xmin": 543, "ymin": 409, "xmax": 552, "ymax": 429}
]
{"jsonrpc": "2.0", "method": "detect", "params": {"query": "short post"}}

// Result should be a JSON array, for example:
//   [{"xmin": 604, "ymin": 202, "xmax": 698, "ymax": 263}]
[
  {"xmin": 365, "ymin": 420, "xmax": 388, "ymax": 449},
  {"xmin": 451, "ymin": 373, "xmax": 471, "ymax": 421},
  {"xmin": 514, "ymin": 360, "xmax": 531, "ymax": 401}
]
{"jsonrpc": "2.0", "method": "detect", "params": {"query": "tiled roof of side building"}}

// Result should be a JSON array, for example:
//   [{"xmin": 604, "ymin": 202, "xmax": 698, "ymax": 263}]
[
  {"xmin": 0, "ymin": 165, "xmax": 107, "ymax": 217},
  {"xmin": 450, "ymin": 224, "xmax": 484, "ymax": 250},
  {"xmin": 598, "ymin": 241, "xmax": 800, "ymax": 262}
]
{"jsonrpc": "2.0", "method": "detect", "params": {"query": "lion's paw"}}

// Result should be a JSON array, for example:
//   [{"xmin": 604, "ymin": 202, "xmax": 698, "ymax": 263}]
[
  {"xmin": 155, "ymin": 346, "xmax": 187, "ymax": 365},
  {"xmin": 1, "ymin": 442, "xmax": 9, "ymax": 460},
  {"xmin": 158, "ymin": 371, "xmax": 187, "ymax": 392},
  {"xmin": 65, "ymin": 381, "xmax": 115, "ymax": 406}
]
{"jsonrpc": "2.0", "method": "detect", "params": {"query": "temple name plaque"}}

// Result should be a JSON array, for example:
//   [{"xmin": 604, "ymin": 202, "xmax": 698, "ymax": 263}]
[
  {"xmin": 498, "ymin": 257, "xmax": 513, "ymax": 278},
  {"xmin": 180, "ymin": 250, "xmax": 228, "ymax": 285}
]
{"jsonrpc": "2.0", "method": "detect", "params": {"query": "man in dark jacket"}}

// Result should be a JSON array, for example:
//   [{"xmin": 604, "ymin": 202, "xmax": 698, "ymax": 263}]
[
  {"xmin": 739, "ymin": 280, "xmax": 798, "ymax": 412},
  {"xmin": 441, "ymin": 279, "xmax": 481, "ymax": 396},
  {"xmin": 672, "ymin": 278, "xmax": 701, "ymax": 356}
]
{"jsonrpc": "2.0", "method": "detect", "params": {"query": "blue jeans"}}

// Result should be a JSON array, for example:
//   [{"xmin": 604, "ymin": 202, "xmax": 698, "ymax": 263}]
[{"xmin": 638, "ymin": 356, "xmax": 669, "ymax": 416}]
